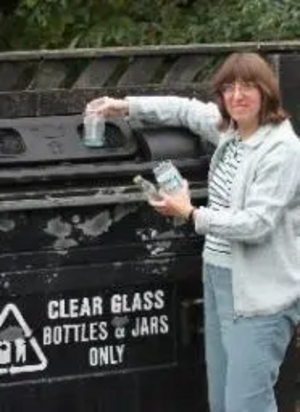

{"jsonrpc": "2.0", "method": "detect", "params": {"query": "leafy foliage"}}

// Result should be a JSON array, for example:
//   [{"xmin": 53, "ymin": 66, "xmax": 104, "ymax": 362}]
[{"xmin": 0, "ymin": 0, "xmax": 300, "ymax": 50}]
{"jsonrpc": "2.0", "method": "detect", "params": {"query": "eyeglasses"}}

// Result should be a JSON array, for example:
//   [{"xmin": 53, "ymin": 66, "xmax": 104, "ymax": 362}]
[{"xmin": 221, "ymin": 81, "xmax": 258, "ymax": 96}]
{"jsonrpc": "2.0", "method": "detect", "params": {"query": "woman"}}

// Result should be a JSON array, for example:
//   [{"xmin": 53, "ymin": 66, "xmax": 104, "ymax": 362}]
[{"xmin": 85, "ymin": 52, "xmax": 300, "ymax": 412}]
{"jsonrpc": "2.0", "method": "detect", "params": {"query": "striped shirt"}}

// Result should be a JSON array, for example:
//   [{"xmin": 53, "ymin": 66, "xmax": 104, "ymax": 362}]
[{"xmin": 203, "ymin": 136, "xmax": 245, "ymax": 267}]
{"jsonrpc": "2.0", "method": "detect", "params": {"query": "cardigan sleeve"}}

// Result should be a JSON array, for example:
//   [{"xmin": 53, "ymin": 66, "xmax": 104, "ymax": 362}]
[
  {"xmin": 127, "ymin": 96, "xmax": 221, "ymax": 146},
  {"xmin": 194, "ymin": 141, "xmax": 300, "ymax": 243}
]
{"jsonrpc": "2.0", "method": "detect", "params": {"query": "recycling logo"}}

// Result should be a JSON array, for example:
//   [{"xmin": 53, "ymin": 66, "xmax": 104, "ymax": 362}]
[{"xmin": 0, "ymin": 304, "xmax": 47, "ymax": 375}]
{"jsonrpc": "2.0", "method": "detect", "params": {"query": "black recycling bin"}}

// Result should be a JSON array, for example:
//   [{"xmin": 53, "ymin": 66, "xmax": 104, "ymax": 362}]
[
  {"xmin": 0, "ymin": 43, "xmax": 299, "ymax": 412},
  {"xmin": 0, "ymin": 114, "xmax": 212, "ymax": 412}
]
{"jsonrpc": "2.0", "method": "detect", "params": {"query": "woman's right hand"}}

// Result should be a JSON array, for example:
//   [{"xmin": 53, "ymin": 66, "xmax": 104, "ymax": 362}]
[{"xmin": 85, "ymin": 96, "xmax": 129, "ymax": 118}]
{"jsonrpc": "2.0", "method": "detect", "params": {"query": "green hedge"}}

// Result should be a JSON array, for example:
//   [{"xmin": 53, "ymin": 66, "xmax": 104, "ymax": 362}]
[{"xmin": 1, "ymin": 0, "xmax": 300, "ymax": 50}]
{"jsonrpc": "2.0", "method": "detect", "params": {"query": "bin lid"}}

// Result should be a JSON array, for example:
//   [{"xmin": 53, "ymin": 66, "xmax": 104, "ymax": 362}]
[{"xmin": 0, "ymin": 115, "xmax": 210, "ymax": 212}]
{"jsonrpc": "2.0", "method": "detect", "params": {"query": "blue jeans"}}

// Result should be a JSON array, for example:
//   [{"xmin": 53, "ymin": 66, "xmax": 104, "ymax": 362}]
[{"xmin": 203, "ymin": 263, "xmax": 300, "ymax": 412}]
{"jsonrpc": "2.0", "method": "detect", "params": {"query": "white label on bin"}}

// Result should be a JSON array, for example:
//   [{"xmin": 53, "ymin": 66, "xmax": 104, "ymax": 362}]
[
  {"xmin": 41, "ymin": 289, "xmax": 171, "ymax": 370},
  {"xmin": 0, "ymin": 304, "xmax": 47, "ymax": 375},
  {"xmin": 0, "ymin": 287, "xmax": 173, "ymax": 382}
]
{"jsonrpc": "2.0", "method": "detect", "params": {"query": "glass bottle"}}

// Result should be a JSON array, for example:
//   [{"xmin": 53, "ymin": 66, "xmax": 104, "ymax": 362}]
[
  {"xmin": 133, "ymin": 175, "xmax": 161, "ymax": 201},
  {"xmin": 83, "ymin": 113, "xmax": 106, "ymax": 147},
  {"xmin": 153, "ymin": 160, "xmax": 183, "ymax": 194}
]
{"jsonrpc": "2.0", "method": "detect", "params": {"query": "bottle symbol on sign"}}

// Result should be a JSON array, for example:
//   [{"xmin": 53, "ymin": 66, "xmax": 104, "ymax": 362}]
[
  {"xmin": 0, "ymin": 338, "xmax": 27, "ymax": 365},
  {"xmin": 0, "ymin": 341, "xmax": 11, "ymax": 365},
  {"xmin": 15, "ymin": 338, "xmax": 26, "ymax": 363}
]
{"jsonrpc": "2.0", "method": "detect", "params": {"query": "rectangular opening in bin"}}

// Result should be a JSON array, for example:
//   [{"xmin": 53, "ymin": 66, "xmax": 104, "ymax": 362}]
[{"xmin": 0, "ymin": 115, "xmax": 138, "ymax": 166}]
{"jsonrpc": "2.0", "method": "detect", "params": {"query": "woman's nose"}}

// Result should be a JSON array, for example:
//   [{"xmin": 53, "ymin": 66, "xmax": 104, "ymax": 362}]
[{"xmin": 232, "ymin": 85, "xmax": 243, "ymax": 99}]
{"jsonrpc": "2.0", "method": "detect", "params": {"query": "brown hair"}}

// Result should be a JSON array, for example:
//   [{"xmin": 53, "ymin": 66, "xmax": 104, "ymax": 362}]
[{"xmin": 211, "ymin": 52, "xmax": 289, "ymax": 130}]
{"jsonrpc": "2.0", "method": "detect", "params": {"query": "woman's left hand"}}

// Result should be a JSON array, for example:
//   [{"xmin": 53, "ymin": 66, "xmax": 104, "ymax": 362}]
[{"xmin": 149, "ymin": 179, "xmax": 194, "ymax": 219}]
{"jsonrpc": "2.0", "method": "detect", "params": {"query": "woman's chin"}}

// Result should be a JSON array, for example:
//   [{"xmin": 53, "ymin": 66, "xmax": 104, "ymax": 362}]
[{"xmin": 234, "ymin": 114, "xmax": 258, "ymax": 126}]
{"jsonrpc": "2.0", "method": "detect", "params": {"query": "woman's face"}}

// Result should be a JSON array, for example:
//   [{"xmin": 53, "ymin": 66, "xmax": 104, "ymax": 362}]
[{"xmin": 221, "ymin": 80, "xmax": 262, "ymax": 128}]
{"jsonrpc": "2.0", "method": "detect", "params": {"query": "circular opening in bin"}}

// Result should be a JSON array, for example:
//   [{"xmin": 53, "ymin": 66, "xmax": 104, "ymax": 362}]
[{"xmin": 0, "ymin": 128, "xmax": 26, "ymax": 155}]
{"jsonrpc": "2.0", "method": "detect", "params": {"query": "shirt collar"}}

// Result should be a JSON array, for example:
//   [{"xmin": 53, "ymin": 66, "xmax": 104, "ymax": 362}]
[
  {"xmin": 227, "ymin": 124, "xmax": 275, "ymax": 149},
  {"xmin": 241, "ymin": 125, "xmax": 274, "ymax": 148}
]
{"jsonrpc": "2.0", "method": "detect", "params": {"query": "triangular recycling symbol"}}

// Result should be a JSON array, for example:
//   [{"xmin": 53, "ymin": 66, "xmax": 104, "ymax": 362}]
[{"xmin": 0, "ymin": 303, "xmax": 48, "ymax": 375}]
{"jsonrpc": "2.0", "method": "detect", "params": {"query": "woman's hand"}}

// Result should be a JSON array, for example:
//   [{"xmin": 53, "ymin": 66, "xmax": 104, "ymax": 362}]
[
  {"xmin": 149, "ymin": 180, "xmax": 194, "ymax": 219},
  {"xmin": 85, "ymin": 96, "xmax": 129, "ymax": 118}
]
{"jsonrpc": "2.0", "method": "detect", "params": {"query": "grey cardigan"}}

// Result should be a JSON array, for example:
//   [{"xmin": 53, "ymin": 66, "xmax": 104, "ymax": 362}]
[{"xmin": 128, "ymin": 96, "xmax": 300, "ymax": 316}]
